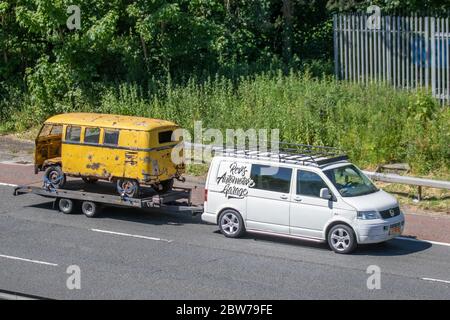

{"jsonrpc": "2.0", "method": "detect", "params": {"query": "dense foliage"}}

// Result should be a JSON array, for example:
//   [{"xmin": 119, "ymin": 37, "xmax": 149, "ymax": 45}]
[{"xmin": 0, "ymin": 0, "xmax": 449, "ymax": 175}]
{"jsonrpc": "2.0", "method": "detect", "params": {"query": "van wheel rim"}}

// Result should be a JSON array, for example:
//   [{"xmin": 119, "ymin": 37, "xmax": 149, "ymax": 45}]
[
  {"xmin": 221, "ymin": 212, "xmax": 239, "ymax": 235},
  {"xmin": 330, "ymin": 228, "xmax": 351, "ymax": 251},
  {"xmin": 121, "ymin": 181, "xmax": 134, "ymax": 195},
  {"xmin": 49, "ymin": 171, "xmax": 60, "ymax": 183}
]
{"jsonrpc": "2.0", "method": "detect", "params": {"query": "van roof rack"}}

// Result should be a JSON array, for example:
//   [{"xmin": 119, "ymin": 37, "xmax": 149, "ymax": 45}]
[{"xmin": 211, "ymin": 142, "xmax": 349, "ymax": 167}]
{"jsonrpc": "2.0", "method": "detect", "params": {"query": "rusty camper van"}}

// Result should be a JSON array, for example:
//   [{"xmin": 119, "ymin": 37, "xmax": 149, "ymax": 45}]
[{"xmin": 34, "ymin": 113, "xmax": 185, "ymax": 197}]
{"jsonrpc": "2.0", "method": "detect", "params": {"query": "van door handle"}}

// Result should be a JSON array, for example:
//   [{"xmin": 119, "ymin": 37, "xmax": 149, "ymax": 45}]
[
  {"xmin": 280, "ymin": 194, "xmax": 288, "ymax": 200},
  {"xmin": 293, "ymin": 196, "xmax": 302, "ymax": 202}
]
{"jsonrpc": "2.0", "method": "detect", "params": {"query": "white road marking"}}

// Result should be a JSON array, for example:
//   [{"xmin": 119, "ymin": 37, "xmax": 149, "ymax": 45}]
[
  {"xmin": 396, "ymin": 236, "xmax": 450, "ymax": 247},
  {"xmin": 421, "ymin": 277, "xmax": 450, "ymax": 285},
  {"xmin": 91, "ymin": 228, "xmax": 173, "ymax": 243},
  {"xmin": 0, "ymin": 254, "xmax": 58, "ymax": 267},
  {"xmin": 0, "ymin": 182, "xmax": 18, "ymax": 187}
]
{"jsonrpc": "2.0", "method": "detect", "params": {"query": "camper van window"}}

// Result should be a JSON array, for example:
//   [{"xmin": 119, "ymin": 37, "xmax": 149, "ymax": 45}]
[
  {"xmin": 84, "ymin": 127, "xmax": 100, "ymax": 144},
  {"xmin": 38, "ymin": 124, "xmax": 52, "ymax": 137},
  {"xmin": 158, "ymin": 130, "xmax": 173, "ymax": 144},
  {"xmin": 66, "ymin": 126, "xmax": 81, "ymax": 142},
  {"xmin": 103, "ymin": 129, "xmax": 119, "ymax": 146},
  {"xmin": 50, "ymin": 125, "xmax": 62, "ymax": 136}
]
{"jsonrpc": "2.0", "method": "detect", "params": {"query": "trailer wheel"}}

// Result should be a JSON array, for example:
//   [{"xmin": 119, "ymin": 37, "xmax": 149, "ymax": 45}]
[
  {"xmin": 58, "ymin": 198, "xmax": 74, "ymax": 214},
  {"xmin": 81, "ymin": 201, "xmax": 100, "ymax": 218}
]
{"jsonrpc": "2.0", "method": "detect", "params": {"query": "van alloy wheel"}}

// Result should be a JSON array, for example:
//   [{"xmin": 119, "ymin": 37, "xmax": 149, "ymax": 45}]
[
  {"xmin": 330, "ymin": 228, "xmax": 351, "ymax": 251},
  {"xmin": 327, "ymin": 224, "xmax": 357, "ymax": 254},
  {"xmin": 219, "ymin": 210, "xmax": 245, "ymax": 238},
  {"xmin": 221, "ymin": 213, "xmax": 239, "ymax": 235}
]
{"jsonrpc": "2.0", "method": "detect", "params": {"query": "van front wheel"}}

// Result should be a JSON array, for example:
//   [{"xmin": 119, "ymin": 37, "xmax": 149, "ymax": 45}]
[
  {"xmin": 219, "ymin": 209, "xmax": 245, "ymax": 238},
  {"xmin": 327, "ymin": 224, "xmax": 357, "ymax": 254},
  {"xmin": 44, "ymin": 166, "xmax": 66, "ymax": 189}
]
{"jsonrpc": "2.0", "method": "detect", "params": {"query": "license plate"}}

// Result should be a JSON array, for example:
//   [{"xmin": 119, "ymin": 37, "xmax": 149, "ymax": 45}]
[{"xmin": 389, "ymin": 224, "xmax": 401, "ymax": 236}]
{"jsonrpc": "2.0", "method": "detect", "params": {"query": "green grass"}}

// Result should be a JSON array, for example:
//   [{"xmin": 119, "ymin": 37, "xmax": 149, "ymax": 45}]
[{"xmin": 1, "ymin": 71, "xmax": 449, "ymax": 178}]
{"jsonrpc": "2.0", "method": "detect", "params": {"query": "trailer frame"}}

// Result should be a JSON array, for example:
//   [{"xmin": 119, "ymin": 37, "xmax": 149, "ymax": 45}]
[{"xmin": 13, "ymin": 185, "xmax": 204, "ymax": 217}]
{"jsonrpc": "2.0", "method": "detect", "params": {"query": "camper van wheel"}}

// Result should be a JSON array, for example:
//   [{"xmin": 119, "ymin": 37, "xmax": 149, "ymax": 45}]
[
  {"xmin": 82, "ymin": 177, "xmax": 98, "ymax": 184},
  {"xmin": 44, "ymin": 165, "xmax": 66, "ymax": 188},
  {"xmin": 159, "ymin": 179, "xmax": 174, "ymax": 193},
  {"xmin": 58, "ymin": 198, "xmax": 74, "ymax": 214},
  {"xmin": 116, "ymin": 179, "xmax": 139, "ymax": 198},
  {"xmin": 81, "ymin": 201, "xmax": 100, "ymax": 218}
]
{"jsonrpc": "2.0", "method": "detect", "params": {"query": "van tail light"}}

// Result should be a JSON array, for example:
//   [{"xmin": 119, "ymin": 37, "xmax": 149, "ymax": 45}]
[{"xmin": 204, "ymin": 189, "xmax": 208, "ymax": 202}]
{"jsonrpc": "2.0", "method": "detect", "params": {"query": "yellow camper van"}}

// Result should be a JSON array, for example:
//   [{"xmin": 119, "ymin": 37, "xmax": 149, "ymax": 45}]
[{"xmin": 34, "ymin": 113, "xmax": 185, "ymax": 197}]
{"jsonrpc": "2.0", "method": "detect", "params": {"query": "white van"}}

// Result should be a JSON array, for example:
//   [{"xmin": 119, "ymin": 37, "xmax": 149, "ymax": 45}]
[{"xmin": 201, "ymin": 146, "xmax": 405, "ymax": 254}]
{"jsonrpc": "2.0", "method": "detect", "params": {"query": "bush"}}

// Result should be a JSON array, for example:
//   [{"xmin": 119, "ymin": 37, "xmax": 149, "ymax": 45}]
[{"xmin": 1, "ymin": 71, "xmax": 449, "ymax": 177}]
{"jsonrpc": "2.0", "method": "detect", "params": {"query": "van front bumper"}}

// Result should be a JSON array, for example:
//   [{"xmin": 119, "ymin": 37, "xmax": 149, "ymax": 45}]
[{"xmin": 355, "ymin": 213, "xmax": 405, "ymax": 244}]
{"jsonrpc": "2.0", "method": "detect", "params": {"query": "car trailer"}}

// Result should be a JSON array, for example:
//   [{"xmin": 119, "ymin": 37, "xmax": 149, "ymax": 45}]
[{"xmin": 13, "ymin": 184, "xmax": 204, "ymax": 218}]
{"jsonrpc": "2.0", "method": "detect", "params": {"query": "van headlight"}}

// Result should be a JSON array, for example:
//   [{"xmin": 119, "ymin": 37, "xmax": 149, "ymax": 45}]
[{"xmin": 357, "ymin": 211, "xmax": 381, "ymax": 220}]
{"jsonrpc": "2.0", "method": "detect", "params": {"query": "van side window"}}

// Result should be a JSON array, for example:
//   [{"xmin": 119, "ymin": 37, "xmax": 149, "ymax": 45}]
[
  {"xmin": 84, "ymin": 127, "xmax": 100, "ymax": 144},
  {"xmin": 158, "ymin": 130, "xmax": 173, "ymax": 144},
  {"xmin": 297, "ymin": 171, "xmax": 329, "ymax": 198},
  {"xmin": 250, "ymin": 165, "xmax": 292, "ymax": 193},
  {"xmin": 103, "ymin": 129, "xmax": 119, "ymax": 145},
  {"xmin": 38, "ymin": 124, "xmax": 52, "ymax": 137},
  {"xmin": 66, "ymin": 126, "xmax": 81, "ymax": 142},
  {"xmin": 50, "ymin": 125, "xmax": 62, "ymax": 136}
]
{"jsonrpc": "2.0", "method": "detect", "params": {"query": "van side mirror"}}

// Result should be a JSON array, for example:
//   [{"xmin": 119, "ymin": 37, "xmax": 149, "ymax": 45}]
[{"xmin": 320, "ymin": 188, "xmax": 332, "ymax": 200}]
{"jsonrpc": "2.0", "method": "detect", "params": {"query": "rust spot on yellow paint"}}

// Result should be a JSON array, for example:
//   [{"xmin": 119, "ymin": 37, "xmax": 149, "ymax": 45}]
[{"xmin": 86, "ymin": 163, "xmax": 102, "ymax": 170}]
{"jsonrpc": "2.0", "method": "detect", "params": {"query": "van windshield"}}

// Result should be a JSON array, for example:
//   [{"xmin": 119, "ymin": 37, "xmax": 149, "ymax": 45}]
[{"xmin": 324, "ymin": 165, "xmax": 378, "ymax": 197}]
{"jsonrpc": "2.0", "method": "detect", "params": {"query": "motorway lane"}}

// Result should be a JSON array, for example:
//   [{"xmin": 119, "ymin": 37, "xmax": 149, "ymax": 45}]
[{"xmin": 0, "ymin": 185, "xmax": 449, "ymax": 299}]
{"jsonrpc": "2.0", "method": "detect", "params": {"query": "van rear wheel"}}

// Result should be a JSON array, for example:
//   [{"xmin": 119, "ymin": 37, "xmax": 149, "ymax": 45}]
[
  {"xmin": 116, "ymin": 179, "xmax": 139, "ymax": 198},
  {"xmin": 219, "ymin": 209, "xmax": 245, "ymax": 238}
]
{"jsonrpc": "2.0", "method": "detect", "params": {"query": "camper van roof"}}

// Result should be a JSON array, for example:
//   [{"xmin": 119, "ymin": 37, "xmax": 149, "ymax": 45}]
[{"xmin": 44, "ymin": 113, "xmax": 177, "ymax": 131}]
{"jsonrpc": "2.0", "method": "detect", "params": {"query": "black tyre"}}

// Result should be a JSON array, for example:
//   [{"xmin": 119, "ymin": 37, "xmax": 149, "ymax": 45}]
[
  {"xmin": 218, "ymin": 209, "xmax": 245, "ymax": 238},
  {"xmin": 158, "ymin": 179, "xmax": 174, "ymax": 193},
  {"xmin": 58, "ymin": 198, "xmax": 74, "ymax": 214},
  {"xmin": 81, "ymin": 201, "xmax": 100, "ymax": 218},
  {"xmin": 44, "ymin": 165, "xmax": 66, "ymax": 189},
  {"xmin": 82, "ymin": 177, "xmax": 98, "ymax": 184},
  {"xmin": 327, "ymin": 224, "xmax": 357, "ymax": 254},
  {"xmin": 116, "ymin": 179, "xmax": 140, "ymax": 198}
]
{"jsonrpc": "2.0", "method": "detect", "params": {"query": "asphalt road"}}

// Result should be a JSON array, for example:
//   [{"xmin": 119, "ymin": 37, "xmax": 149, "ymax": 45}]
[{"xmin": 0, "ymin": 185, "xmax": 449, "ymax": 299}]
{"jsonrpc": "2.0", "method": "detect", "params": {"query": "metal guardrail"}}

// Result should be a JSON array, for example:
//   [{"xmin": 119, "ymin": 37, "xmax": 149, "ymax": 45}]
[{"xmin": 364, "ymin": 171, "xmax": 450, "ymax": 201}]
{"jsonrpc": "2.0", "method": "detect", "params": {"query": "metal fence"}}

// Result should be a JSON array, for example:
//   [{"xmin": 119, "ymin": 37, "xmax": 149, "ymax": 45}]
[{"xmin": 333, "ymin": 14, "xmax": 450, "ymax": 105}]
